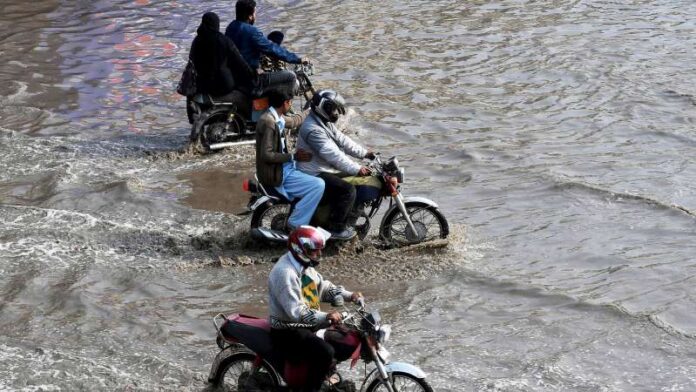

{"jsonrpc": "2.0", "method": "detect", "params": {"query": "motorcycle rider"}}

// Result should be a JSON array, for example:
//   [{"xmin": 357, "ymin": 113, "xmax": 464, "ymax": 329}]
[
  {"xmin": 296, "ymin": 90, "xmax": 377, "ymax": 240},
  {"xmin": 268, "ymin": 225, "xmax": 363, "ymax": 392},
  {"xmin": 256, "ymin": 87, "xmax": 323, "ymax": 230},
  {"xmin": 187, "ymin": 11, "xmax": 256, "ymax": 123},
  {"xmin": 225, "ymin": 0, "xmax": 308, "ymax": 94}
]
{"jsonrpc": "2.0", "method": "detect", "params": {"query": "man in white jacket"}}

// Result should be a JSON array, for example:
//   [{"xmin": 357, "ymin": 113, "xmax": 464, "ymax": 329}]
[{"xmin": 296, "ymin": 90, "xmax": 375, "ymax": 240}]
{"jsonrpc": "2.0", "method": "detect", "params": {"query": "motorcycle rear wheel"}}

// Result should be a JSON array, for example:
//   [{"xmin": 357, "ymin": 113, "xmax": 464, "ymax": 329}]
[
  {"xmin": 366, "ymin": 372, "xmax": 434, "ymax": 392},
  {"xmin": 250, "ymin": 202, "xmax": 290, "ymax": 232},
  {"xmin": 213, "ymin": 349, "xmax": 280, "ymax": 391},
  {"xmin": 379, "ymin": 202, "xmax": 449, "ymax": 246},
  {"xmin": 193, "ymin": 107, "xmax": 245, "ymax": 153}
]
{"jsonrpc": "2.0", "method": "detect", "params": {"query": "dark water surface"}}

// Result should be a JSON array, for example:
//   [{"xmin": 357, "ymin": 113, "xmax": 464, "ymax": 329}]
[{"xmin": 1, "ymin": 0, "xmax": 696, "ymax": 390}]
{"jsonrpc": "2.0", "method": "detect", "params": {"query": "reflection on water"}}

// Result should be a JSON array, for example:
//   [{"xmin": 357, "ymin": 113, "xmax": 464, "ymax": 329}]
[{"xmin": 1, "ymin": 0, "xmax": 696, "ymax": 390}]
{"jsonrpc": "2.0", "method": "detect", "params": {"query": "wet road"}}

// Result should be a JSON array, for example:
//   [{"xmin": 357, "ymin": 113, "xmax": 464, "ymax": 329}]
[{"xmin": 1, "ymin": 0, "xmax": 696, "ymax": 390}]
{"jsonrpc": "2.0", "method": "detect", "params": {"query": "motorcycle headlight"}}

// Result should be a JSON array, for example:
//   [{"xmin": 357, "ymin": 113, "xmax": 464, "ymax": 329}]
[
  {"xmin": 377, "ymin": 324, "xmax": 392, "ymax": 344},
  {"xmin": 396, "ymin": 168, "xmax": 405, "ymax": 183}
]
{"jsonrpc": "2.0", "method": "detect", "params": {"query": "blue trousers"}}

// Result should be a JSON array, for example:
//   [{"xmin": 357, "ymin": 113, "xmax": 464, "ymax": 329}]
[{"xmin": 277, "ymin": 163, "xmax": 325, "ymax": 229}]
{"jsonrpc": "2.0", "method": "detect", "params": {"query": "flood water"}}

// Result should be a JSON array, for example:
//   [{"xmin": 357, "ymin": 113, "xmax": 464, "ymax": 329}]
[{"xmin": 2, "ymin": 0, "xmax": 696, "ymax": 391}]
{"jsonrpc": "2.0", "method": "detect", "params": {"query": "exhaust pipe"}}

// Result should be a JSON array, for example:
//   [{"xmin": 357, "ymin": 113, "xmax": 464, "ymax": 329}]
[{"xmin": 209, "ymin": 140, "xmax": 256, "ymax": 150}]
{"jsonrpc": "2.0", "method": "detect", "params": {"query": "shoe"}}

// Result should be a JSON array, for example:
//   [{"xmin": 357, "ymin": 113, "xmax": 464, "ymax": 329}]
[
  {"xmin": 328, "ymin": 227, "xmax": 356, "ymax": 240},
  {"xmin": 320, "ymin": 379, "xmax": 357, "ymax": 392}
]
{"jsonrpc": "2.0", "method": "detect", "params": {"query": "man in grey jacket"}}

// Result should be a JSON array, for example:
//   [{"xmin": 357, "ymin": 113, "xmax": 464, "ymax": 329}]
[
  {"xmin": 296, "ymin": 90, "xmax": 375, "ymax": 240},
  {"xmin": 269, "ymin": 225, "xmax": 363, "ymax": 391}
]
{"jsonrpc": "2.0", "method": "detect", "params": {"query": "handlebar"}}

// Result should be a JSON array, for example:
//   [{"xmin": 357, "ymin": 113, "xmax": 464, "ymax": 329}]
[
  {"xmin": 331, "ymin": 299, "xmax": 367, "ymax": 327},
  {"xmin": 294, "ymin": 62, "xmax": 314, "ymax": 76},
  {"xmin": 356, "ymin": 297, "xmax": 366, "ymax": 309}
]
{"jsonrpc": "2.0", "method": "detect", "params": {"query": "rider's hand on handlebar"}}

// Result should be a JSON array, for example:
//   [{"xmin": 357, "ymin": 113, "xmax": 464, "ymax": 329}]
[
  {"xmin": 357, "ymin": 166, "xmax": 371, "ymax": 176},
  {"xmin": 293, "ymin": 149, "xmax": 313, "ymax": 162},
  {"xmin": 351, "ymin": 292, "xmax": 365, "ymax": 307},
  {"xmin": 365, "ymin": 151, "xmax": 377, "ymax": 160},
  {"xmin": 327, "ymin": 310, "xmax": 343, "ymax": 325},
  {"xmin": 300, "ymin": 56, "xmax": 311, "ymax": 65}
]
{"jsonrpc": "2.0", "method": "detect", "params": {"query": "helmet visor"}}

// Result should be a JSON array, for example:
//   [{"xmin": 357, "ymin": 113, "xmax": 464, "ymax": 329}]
[{"xmin": 305, "ymin": 246, "xmax": 322, "ymax": 262}]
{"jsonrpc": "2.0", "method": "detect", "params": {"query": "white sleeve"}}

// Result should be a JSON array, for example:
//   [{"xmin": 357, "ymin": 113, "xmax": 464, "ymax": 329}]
[{"xmin": 305, "ymin": 127, "xmax": 363, "ymax": 175}]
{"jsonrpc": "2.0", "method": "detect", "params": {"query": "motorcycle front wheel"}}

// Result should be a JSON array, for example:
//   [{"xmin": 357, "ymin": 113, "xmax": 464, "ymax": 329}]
[
  {"xmin": 213, "ymin": 350, "xmax": 280, "ymax": 391},
  {"xmin": 366, "ymin": 372, "xmax": 434, "ymax": 392},
  {"xmin": 379, "ymin": 202, "xmax": 449, "ymax": 246}
]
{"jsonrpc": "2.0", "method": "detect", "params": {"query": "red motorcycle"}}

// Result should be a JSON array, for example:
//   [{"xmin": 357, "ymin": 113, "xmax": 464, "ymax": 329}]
[{"xmin": 207, "ymin": 302, "xmax": 433, "ymax": 391}]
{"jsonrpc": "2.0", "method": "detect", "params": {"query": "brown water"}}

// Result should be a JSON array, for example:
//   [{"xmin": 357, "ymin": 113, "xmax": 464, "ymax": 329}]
[{"xmin": 2, "ymin": 1, "xmax": 696, "ymax": 391}]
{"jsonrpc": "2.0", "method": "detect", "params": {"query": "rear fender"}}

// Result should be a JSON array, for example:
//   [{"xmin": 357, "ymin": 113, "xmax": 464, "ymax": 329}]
[
  {"xmin": 208, "ymin": 344, "xmax": 243, "ymax": 383},
  {"xmin": 250, "ymin": 195, "xmax": 281, "ymax": 211}
]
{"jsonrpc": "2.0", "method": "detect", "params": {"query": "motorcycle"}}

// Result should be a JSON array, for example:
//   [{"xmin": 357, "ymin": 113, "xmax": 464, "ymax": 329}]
[
  {"xmin": 243, "ymin": 155, "xmax": 449, "ymax": 246},
  {"xmin": 208, "ymin": 301, "xmax": 434, "ymax": 392},
  {"xmin": 187, "ymin": 63, "xmax": 316, "ymax": 152}
]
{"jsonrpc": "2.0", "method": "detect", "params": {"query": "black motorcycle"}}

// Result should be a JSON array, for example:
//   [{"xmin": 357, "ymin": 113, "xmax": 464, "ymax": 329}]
[
  {"xmin": 187, "ymin": 63, "xmax": 316, "ymax": 152},
  {"xmin": 243, "ymin": 155, "xmax": 449, "ymax": 246}
]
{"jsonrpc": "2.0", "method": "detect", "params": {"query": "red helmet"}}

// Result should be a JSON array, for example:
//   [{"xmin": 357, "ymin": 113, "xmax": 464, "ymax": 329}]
[{"xmin": 288, "ymin": 225, "xmax": 330, "ymax": 266}]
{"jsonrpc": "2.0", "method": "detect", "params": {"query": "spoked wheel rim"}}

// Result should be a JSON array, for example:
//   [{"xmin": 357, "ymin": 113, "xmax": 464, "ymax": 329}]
[
  {"xmin": 199, "ymin": 110, "xmax": 244, "ymax": 149},
  {"xmin": 257, "ymin": 204, "xmax": 290, "ymax": 232},
  {"xmin": 200, "ymin": 113, "xmax": 228, "ymax": 147},
  {"xmin": 220, "ymin": 356, "xmax": 277, "ymax": 391},
  {"xmin": 382, "ymin": 206, "xmax": 447, "ymax": 246}
]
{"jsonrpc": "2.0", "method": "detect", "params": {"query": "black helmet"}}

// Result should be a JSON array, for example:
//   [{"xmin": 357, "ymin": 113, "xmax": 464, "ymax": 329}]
[{"xmin": 311, "ymin": 89, "xmax": 346, "ymax": 123}]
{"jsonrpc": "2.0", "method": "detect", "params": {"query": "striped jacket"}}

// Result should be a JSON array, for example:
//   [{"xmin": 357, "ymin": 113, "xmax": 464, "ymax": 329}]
[{"xmin": 268, "ymin": 252, "xmax": 353, "ymax": 329}]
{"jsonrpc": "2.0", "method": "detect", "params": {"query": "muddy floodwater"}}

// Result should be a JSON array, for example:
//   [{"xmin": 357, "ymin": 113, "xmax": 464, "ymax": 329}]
[{"xmin": 2, "ymin": 1, "xmax": 696, "ymax": 391}]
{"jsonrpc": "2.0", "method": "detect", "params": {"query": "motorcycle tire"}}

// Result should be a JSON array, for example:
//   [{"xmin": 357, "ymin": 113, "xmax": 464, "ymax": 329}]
[
  {"xmin": 210, "ymin": 348, "xmax": 280, "ymax": 389},
  {"xmin": 379, "ymin": 201, "xmax": 449, "ymax": 246},
  {"xmin": 250, "ymin": 202, "xmax": 291, "ymax": 232},
  {"xmin": 192, "ymin": 107, "xmax": 244, "ymax": 153},
  {"xmin": 366, "ymin": 371, "xmax": 434, "ymax": 392}
]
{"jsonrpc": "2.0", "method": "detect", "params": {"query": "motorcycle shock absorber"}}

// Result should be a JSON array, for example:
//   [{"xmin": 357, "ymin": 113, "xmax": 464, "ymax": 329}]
[
  {"xmin": 224, "ymin": 111, "xmax": 236, "ymax": 132},
  {"xmin": 394, "ymin": 192, "xmax": 420, "ymax": 239}
]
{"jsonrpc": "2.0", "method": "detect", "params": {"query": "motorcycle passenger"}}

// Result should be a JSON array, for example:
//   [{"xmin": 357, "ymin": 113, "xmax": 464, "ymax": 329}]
[
  {"xmin": 269, "ymin": 225, "xmax": 363, "ymax": 392},
  {"xmin": 255, "ymin": 87, "xmax": 323, "ymax": 230},
  {"xmin": 296, "ymin": 90, "xmax": 377, "ymax": 240},
  {"xmin": 188, "ymin": 11, "xmax": 256, "ymax": 121},
  {"xmin": 225, "ymin": 0, "xmax": 308, "ymax": 95}
]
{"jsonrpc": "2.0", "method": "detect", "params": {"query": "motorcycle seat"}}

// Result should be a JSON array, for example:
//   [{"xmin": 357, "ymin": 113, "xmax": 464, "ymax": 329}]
[
  {"xmin": 194, "ymin": 91, "xmax": 251, "ymax": 111},
  {"xmin": 221, "ymin": 314, "xmax": 274, "ymax": 359},
  {"xmin": 247, "ymin": 178, "xmax": 290, "ymax": 203},
  {"xmin": 192, "ymin": 93, "xmax": 238, "ymax": 107},
  {"xmin": 220, "ymin": 314, "xmax": 295, "ymax": 379}
]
